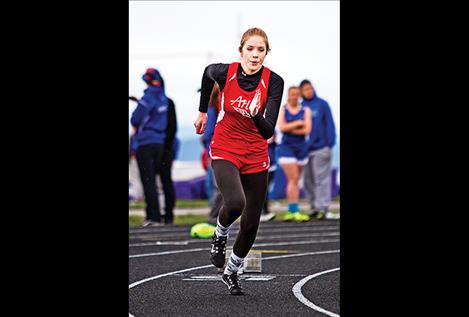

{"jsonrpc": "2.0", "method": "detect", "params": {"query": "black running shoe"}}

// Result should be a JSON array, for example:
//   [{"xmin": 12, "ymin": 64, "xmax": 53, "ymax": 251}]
[
  {"xmin": 222, "ymin": 273, "xmax": 244, "ymax": 295},
  {"xmin": 210, "ymin": 234, "xmax": 227, "ymax": 268}
]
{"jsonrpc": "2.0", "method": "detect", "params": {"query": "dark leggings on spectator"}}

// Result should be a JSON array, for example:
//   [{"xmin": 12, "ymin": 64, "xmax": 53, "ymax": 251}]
[{"xmin": 136, "ymin": 143, "xmax": 164, "ymax": 222}]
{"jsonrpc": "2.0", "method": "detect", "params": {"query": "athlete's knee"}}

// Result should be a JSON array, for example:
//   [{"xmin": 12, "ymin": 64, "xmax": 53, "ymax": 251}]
[{"xmin": 224, "ymin": 195, "xmax": 246, "ymax": 213}]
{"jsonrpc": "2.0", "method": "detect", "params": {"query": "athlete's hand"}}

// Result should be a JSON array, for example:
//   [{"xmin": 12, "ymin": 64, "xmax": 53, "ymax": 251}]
[
  {"xmin": 267, "ymin": 135, "xmax": 275, "ymax": 144},
  {"xmin": 194, "ymin": 111, "xmax": 207, "ymax": 134},
  {"xmin": 249, "ymin": 89, "xmax": 261, "ymax": 117}
]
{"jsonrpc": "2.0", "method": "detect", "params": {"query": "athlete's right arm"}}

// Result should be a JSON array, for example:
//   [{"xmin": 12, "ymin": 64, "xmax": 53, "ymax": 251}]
[
  {"xmin": 198, "ymin": 64, "xmax": 229, "ymax": 113},
  {"xmin": 196, "ymin": 64, "xmax": 229, "ymax": 134}
]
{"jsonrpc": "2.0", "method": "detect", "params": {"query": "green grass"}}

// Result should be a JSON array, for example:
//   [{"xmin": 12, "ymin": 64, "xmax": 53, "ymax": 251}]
[
  {"xmin": 129, "ymin": 208, "xmax": 339, "ymax": 228},
  {"xmin": 129, "ymin": 199, "xmax": 209, "ymax": 210},
  {"xmin": 129, "ymin": 197, "xmax": 339, "ymax": 210},
  {"xmin": 129, "ymin": 215, "xmax": 145, "ymax": 227},
  {"xmin": 273, "ymin": 208, "xmax": 340, "ymax": 221}
]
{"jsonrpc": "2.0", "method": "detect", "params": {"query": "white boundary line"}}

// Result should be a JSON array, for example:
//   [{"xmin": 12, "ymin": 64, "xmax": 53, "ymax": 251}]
[
  {"xmin": 129, "ymin": 239, "xmax": 340, "ymax": 258},
  {"xmin": 129, "ymin": 249, "xmax": 340, "ymax": 316},
  {"xmin": 128, "ymin": 221, "xmax": 340, "ymax": 234},
  {"xmin": 129, "ymin": 232, "xmax": 340, "ymax": 247},
  {"xmin": 129, "ymin": 248, "xmax": 207, "ymax": 258},
  {"xmin": 292, "ymin": 267, "xmax": 340, "ymax": 317},
  {"xmin": 129, "ymin": 226, "xmax": 340, "ymax": 239},
  {"xmin": 129, "ymin": 225, "xmax": 340, "ymax": 235}
]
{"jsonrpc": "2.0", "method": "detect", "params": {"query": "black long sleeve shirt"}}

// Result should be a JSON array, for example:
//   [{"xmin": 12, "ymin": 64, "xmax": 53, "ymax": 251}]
[
  {"xmin": 198, "ymin": 63, "xmax": 284, "ymax": 139},
  {"xmin": 164, "ymin": 98, "xmax": 177, "ymax": 152}
]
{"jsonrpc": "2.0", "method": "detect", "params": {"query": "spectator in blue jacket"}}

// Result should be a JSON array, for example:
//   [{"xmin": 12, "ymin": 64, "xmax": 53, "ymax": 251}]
[
  {"xmin": 130, "ymin": 68, "xmax": 169, "ymax": 226},
  {"xmin": 300, "ymin": 79, "xmax": 336, "ymax": 220}
]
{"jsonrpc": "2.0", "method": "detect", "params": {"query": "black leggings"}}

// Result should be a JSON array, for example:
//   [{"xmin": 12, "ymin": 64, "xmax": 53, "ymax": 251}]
[
  {"xmin": 212, "ymin": 160, "xmax": 268, "ymax": 258},
  {"xmin": 136, "ymin": 143, "xmax": 164, "ymax": 222},
  {"xmin": 160, "ymin": 149, "xmax": 175, "ymax": 223}
]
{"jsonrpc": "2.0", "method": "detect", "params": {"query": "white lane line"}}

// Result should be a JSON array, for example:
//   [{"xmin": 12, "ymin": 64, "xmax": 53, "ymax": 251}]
[
  {"xmin": 292, "ymin": 267, "xmax": 340, "ymax": 317},
  {"xmin": 128, "ymin": 221, "xmax": 334, "ymax": 231},
  {"xmin": 128, "ymin": 222, "xmax": 339, "ymax": 234},
  {"xmin": 129, "ymin": 232, "xmax": 339, "ymax": 247},
  {"xmin": 129, "ymin": 250, "xmax": 339, "ymax": 289},
  {"xmin": 129, "ymin": 239, "xmax": 340, "ymax": 259},
  {"xmin": 129, "ymin": 227, "xmax": 339, "ymax": 242},
  {"xmin": 129, "ymin": 226, "xmax": 339, "ymax": 238},
  {"xmin": 128, "ymin": 264, "xmax": 212, "ymax": 289},
  {"xmin": 129, "ymin": 248, "xmax": 207, "ymax": 258},
  {"xmin": 181, "ymin": 276, "xmax": 276, "ymax": 281},
  {"xmin": 129, "ymin": 226, "xmax": 339, "ymax": 241},
  {"xmin": 263, "ymin": 249, "xmax": 339, "ymax": 260},
  {"xmin": 129, "ymin": 249, "xmax": 339, "ymax": 317},
  {"xmin": 246, "ymin": 277, "xmax": 275, "ymax": 281}
]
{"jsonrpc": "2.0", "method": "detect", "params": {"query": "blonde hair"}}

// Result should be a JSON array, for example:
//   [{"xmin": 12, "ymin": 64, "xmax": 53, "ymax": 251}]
[{"xmin": 238, "ymin": 27, "xmax": 270, "ymax": 54}]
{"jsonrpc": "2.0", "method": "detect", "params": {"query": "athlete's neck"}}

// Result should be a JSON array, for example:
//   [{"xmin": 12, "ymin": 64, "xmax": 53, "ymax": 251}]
[{"xmin": 240, "ymin": 62, "xmax": 263, "ymax": 76}]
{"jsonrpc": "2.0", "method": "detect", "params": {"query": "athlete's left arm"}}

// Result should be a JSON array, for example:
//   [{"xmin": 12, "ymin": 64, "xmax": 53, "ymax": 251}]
[{"xmin": 251, "ymin": 72, "xmax": 284, "ymax": 139}]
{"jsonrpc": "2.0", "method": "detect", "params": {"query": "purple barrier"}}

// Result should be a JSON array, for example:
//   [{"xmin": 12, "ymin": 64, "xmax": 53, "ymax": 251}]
[
  {"xmin": 270, "ymin": 167, "xmax": 339, "ymax": 200},
  {"xmin": 170, "ymin": 169, "xmax": 339, "ymax": 200},
  {"xmin": 174, "ymin": 176, "xmax": 208, "ymax": 199}
]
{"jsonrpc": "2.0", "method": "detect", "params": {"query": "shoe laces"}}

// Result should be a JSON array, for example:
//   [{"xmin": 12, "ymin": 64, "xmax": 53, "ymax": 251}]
[
  {"xmin": 227, "ymin": 273, "xmax": 241, "ymax": 288},
  {"xmin": 212, "ymin": 235, "xmax": 227, "ymax": 254}
]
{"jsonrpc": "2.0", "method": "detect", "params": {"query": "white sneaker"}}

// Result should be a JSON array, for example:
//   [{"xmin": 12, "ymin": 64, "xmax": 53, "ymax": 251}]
[
  {"xmin": 259, "ymin": 213, "xmax": 276, "ymax": 222},
  {"xmin": 141, "ymin": 220, "xmax": 163, "ymax": 227},
  {"xmin": 325, "ymin": 211, "xmax": 340, "ymax": 220}
]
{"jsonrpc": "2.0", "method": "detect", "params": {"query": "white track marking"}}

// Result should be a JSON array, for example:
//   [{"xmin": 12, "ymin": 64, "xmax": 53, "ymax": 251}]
[
  {"xmin": 263, "ymin": 249, "xmax": 339, "ymax": 260},
  {"xmin": 181, "ymin": 275, "xmax": 276, "ymax": 281},
  {"xmin": 129, "ymin": 225, "xmax": 339, "ymax": 236},
  {"xmin": 246, "ymin": 276, "xmax": 275, "ymax": 281},
  {"xmin": 129, "ymin": 248, "xmax": 207, "ymax": 258},
  {"xmin": 129, "ymin": 264, "xmax": 212, "ymax": 289},
  {"xmin": 254, "ymin": 239, "xmax": 339, "ymax": 247},
  {"xmin": 129, "ymin": 231, "xmax": 339, "ymax": 244},
  {"xmin": 129, "ymin": 249, "xmax": 339, "ymax": 317},
  {"xmin": 129, "ymin": 226, "xmax": 340, "ymax": 241},
  {"xmin": 292, "ymin": 267, "xmax": 340, "ymax": 317},
  {"xmin": 129, "ymin": 250, "xmax": 339, "ymax": 288},
  {"xmin": 129, "ymin": 232, "xmax": 339, "ymax": 247},
  {"xmin": 129, "ymin": 222, "xmax": 340, "ymax": 235},
  {"xmin": 129, "ymin": 239, "xmax": 340, "ymax": 258}
]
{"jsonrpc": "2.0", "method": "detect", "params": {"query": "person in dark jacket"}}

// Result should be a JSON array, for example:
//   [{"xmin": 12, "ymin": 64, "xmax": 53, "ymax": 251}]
[
  {"xmin": 130, "ymin": 68, "xmax": 169, "ymax": 227},
  {"xmin": 159, "ymin": 93, "xmax": 178, "ymax": 225},
  {"xmin": 300, "ymin": 79, "xmax": 336, "ymax": 220}
]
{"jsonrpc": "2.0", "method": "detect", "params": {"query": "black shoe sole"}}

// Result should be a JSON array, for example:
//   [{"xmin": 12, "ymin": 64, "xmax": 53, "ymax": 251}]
[{"xmin": 210, "ymin": 254, "xmax": 225, "ymax": 268}]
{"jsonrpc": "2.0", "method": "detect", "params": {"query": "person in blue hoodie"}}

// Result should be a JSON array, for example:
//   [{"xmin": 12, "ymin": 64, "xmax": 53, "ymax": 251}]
[
  {"xmin": 130, "ymin": 68, "xmax": 169, "ymax": 226},
  {"xmin": 159, "ymin": 91, "xmax": 178, "ymax": 225},
  {"xmin": 300, "ymin": 79, "xmax": 336, "ymax": 220}
]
